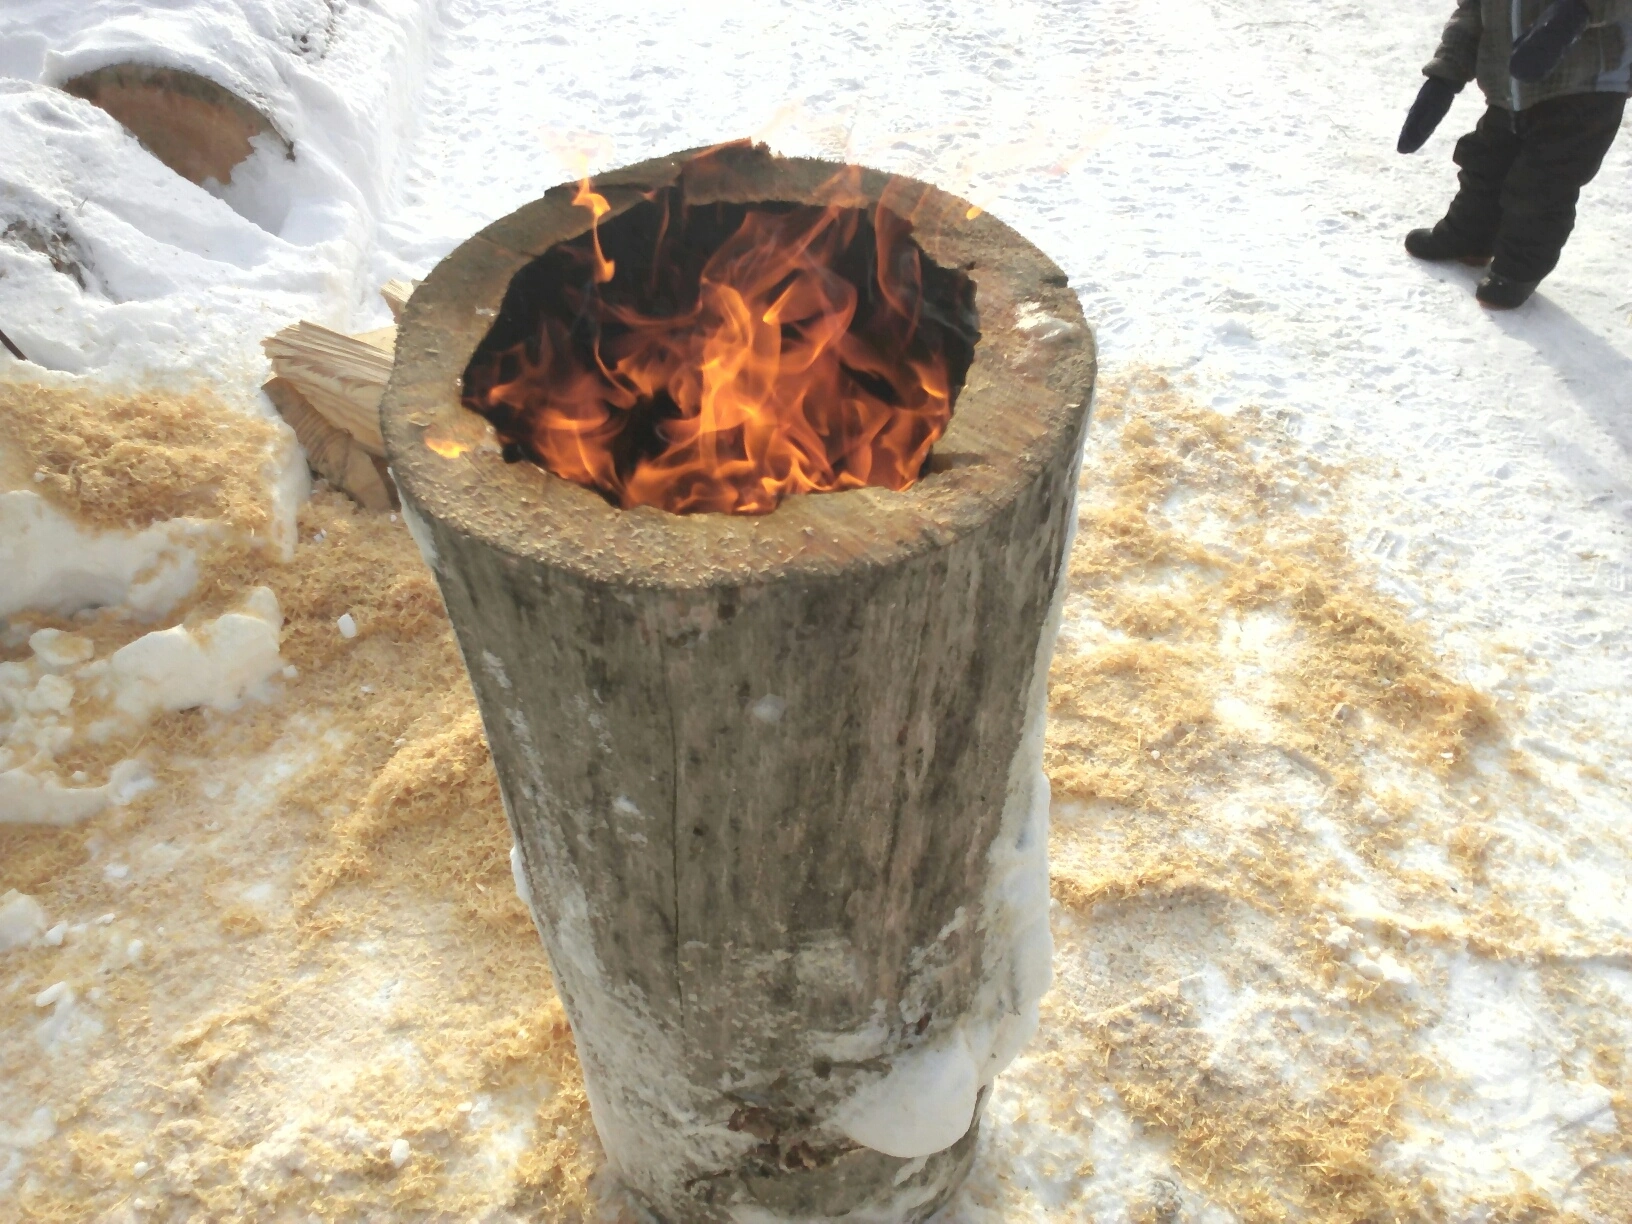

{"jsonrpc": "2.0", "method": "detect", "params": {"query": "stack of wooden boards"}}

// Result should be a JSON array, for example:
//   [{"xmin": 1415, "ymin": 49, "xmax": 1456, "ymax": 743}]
[{"xmin": 262, "ymin": 278, "xmax": 416, "ymax": 510}]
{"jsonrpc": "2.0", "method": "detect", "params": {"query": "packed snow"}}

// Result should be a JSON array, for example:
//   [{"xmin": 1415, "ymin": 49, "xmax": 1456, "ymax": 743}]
[
  {"xmin": 3, "ymin": 0, "xmax": 1631, "ymax": 1220},
  {"xmin": 1, "ymin": 586, "xmax": 282, "ymax": 825}
]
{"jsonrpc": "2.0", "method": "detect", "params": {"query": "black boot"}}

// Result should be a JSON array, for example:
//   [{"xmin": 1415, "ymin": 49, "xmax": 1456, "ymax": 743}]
[
  {"xmin": 1475, "ymin": 273, "xmax": 1538, "ymax": 309},
  {"xmin": 1404, "ymin": 227, "xmax": 1493, "ymax": 265}
]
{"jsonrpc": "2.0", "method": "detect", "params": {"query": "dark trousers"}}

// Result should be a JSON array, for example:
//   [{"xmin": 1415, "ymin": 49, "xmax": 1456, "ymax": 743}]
[{"xmin": 1438, "ymin": 92, "xmax": 1626, "ymax": 283}]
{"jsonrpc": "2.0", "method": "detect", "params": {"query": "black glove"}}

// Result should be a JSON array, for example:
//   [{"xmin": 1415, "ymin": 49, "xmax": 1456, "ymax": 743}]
[
  {"xmin": 1511, "ymin": 0, "xmax": 1592, "ymax": 82},
  {"xmin": 1398, "ymin": 77, "xmax": 1461, "ymax": 154}
]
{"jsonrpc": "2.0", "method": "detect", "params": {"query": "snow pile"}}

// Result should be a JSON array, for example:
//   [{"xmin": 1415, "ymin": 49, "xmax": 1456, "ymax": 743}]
[
  {"xmin": 0, "ymin": 489, "xmax": 217, "ymax": 622},
  {"xmin": 0, "ymin": 0, "xmax": 443, "ymax": 389},
  {"xmin": 0, "ymin": 586, "xmax": 283, "ymax": 825},
  {"xmin": 103, "ymin": 586, "xmax": 283, "ymax": 719}
]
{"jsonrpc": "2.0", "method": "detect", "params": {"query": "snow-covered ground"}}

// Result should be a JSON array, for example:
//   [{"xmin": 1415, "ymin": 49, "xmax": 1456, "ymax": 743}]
[{"xmin": 3, "ymin": 0, "xmax": 1630, "ymax": 1220}]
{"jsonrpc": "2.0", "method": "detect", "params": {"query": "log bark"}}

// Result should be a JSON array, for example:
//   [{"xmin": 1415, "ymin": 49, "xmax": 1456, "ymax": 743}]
[{"xmin": 381, "ymin": 145, "xmax": 1094, "ymax": 1223}]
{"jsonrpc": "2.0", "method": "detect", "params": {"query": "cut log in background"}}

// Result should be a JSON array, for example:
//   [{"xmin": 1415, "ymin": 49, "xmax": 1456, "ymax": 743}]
[
  {"xmin": 61, "ymin": 63, "xmax": 291, "ymax": 188},
  {"xmin": 382, "ymin": 145, "xmax": 1094, "ymax": 1222}
]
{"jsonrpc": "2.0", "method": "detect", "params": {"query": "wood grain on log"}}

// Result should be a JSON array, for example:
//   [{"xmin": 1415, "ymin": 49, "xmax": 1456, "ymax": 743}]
[
  {"xmin": 262, "ymin": 320, "xmax": 393, "ymax": 456},
  {"xmin": 380, "ymin": 278, "xmax": 418, "ymax": 322},
  {"xmin": 382, "ymin": 145, "xmax": 1094, "ymax": 1223},
  {"xmin": 263, "ymin": 376, "xmax": 396, "ymax": 512}
]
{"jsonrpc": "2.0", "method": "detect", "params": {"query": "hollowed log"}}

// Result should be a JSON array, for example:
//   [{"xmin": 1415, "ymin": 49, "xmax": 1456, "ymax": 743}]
[{"xmin": 381, "ymin": 143, "xmax": 1094, "ymax": 1223}]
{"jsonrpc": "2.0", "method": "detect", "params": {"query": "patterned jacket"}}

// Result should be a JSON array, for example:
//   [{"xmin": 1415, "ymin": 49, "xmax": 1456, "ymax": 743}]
[{"xmin": 1425, "ymin": 0, "xmax": 1632, "ymax": 108}]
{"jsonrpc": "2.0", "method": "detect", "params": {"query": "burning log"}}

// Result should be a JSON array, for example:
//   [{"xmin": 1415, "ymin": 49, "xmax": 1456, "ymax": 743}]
[{"xmin": 381, "ymin": 143, "xmax": 1093, "ymax": 1222}]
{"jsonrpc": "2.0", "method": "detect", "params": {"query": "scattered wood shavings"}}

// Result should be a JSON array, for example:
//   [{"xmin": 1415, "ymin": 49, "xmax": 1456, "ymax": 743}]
[
  {"xmin": 4, "ymin": 371, "xmax": 1627, "ymax": 1222},
  {"xmin": 0, "ymin": 378, "xmax": 281, "ymax": 534}
]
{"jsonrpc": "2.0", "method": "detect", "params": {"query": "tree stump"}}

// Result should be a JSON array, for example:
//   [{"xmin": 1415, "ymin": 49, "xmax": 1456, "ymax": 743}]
[{"xmin": 381, "ymin": 144, "xmax": 1094, "ymax": 1222}]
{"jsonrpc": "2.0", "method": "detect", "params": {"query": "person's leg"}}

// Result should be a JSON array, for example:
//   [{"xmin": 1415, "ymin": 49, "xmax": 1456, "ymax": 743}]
[
  {"xmin": 1433, "ymin": 105, "xmax": 1526, "ymax": 253},
  {"xmin": 1492, "ymin": 92, "xmax": 1627, "ymax": 284}
]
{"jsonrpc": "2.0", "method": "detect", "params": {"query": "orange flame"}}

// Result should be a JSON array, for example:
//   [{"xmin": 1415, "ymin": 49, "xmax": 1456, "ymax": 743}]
[
  {"xmin": 572, "ymin": 177, "xmax": 616, "ymax": 284},
  {"xmin": 462, "ymin": 166, "xmax": 977, "ymax": 516},
  {"xmin": 426, "ymin": 436, "xmax": 470, "ymax": 459}
]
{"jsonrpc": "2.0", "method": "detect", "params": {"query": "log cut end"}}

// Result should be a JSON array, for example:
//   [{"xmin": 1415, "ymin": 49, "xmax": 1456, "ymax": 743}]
[{"xmin": 61, "ymin": 63, "xmax": 291, "ymax": 189}]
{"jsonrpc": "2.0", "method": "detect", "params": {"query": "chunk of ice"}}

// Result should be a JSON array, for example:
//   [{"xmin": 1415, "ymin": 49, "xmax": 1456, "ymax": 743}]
[
  {"xmin": 833, "ymin": 1030, "xmax": 979, "ymax": 1159},
  {"xmin": 0, "ymin": 891, "xmax": 48, "ymax": 951}
]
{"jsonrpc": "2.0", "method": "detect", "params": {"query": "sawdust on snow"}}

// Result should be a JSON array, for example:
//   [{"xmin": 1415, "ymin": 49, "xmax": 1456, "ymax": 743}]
[{"xmin": 4, "ymin": 371, "xmax": 1626, "ymax": 1221}]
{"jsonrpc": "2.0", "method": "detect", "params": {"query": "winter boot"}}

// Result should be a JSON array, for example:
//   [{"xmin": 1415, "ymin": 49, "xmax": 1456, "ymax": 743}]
[
  {"xmin": 1475, "ymin": 273, "xmax": 1538, "ymax": 309},
  {"xmin": 1404, "ymin": 227, "xmax": 1493, "ymax": 266}
]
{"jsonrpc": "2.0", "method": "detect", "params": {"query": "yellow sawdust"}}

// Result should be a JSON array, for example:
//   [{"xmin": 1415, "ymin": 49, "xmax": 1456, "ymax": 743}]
[
  {"xmin": 1, "ymin": 379, "xmax": 596, "ymax": 1222},
  {"xmin": 6, "ymin": 371, "xmax": 1626, "ymax": 1222},
  {"xmin": 0, "ymin": 378, "xmax": 288, "ymax": 902},
  {"xmin": 1468, "ymin": 1187, "xmax": 1588, "ymax": 1223},
  {"xmin": 294, "ymin": 702, "xmax": 510, "ymax": 923},
  {"xmin": 1036, "ymin": 373, "xmax": 1631, "ymax": 1221},
  {"xmin": 0, "ymin": 378, "xmax": 282, "ymax": 533},
  {"xmin": 1046, "ymin": 374, "xmax": 1517, "ymax": 930},
  {"xmin": 1087, "ymin": 985, "xmax": 1431, "ymax": 1222}
]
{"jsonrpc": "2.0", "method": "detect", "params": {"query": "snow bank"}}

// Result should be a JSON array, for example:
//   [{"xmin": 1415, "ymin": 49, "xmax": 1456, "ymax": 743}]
[{"xmin": 0, "ymin": 0, "xmax": 444, "ymax": 388}]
